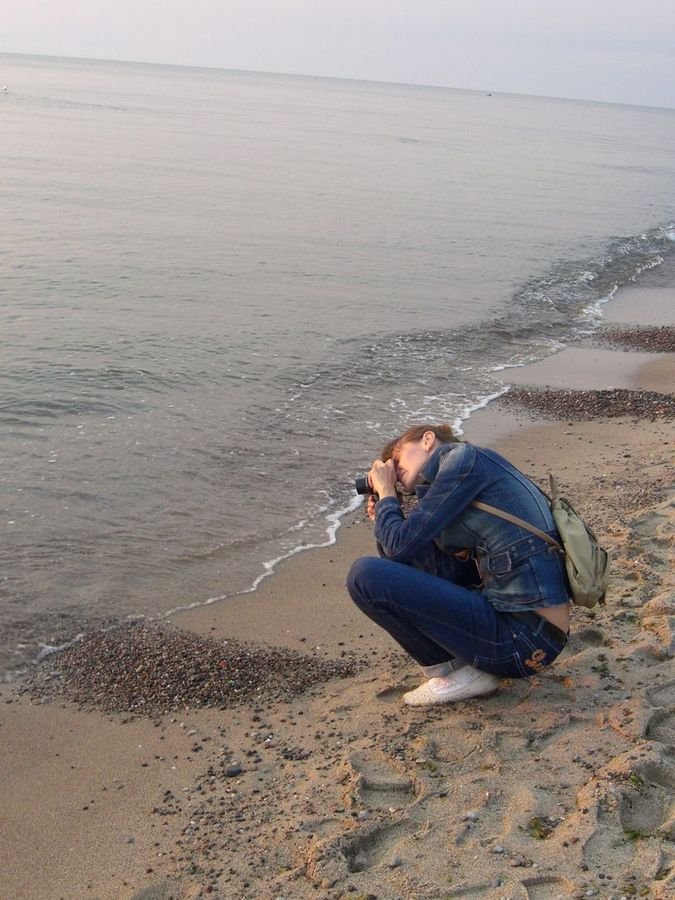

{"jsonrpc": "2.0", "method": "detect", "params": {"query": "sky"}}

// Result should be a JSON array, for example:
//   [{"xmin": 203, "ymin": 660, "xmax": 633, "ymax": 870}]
[{"xmin": 2, "ymin": 1, "xmax": 675, "ymax": 109}]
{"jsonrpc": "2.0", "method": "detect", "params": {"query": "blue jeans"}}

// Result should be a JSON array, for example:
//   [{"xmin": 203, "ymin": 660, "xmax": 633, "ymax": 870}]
[{"xmin": 347, "ymin": 557, "xmax": 568, "ymax": 678}]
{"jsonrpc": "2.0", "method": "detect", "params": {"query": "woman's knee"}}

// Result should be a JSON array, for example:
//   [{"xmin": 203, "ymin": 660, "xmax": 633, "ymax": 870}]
[{"xmin": 346, "ymin": 556, "xmax": 389, "ymax": 606}]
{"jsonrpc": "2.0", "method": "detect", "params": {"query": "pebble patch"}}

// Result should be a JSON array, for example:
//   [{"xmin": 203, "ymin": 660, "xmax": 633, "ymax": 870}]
[
  {"xmin": 26, "ymin": 621, "xmax": 366, "ymax": 716},
  {"xmin": 593, "ymin": 324, "xmax": 675, "ymax": 353},
  {"xmin": 499, "ymin": 387, "xmax": 675, "ymax": 421}
]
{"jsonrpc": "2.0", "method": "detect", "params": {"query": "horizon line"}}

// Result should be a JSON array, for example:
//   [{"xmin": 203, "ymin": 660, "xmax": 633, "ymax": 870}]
[{"xmin": 1, "ymin": 48, "xmax": 673, "ymax": 113}]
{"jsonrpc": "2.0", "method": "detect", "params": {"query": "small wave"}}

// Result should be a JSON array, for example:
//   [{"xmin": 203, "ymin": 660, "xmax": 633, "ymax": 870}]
[
  {"xmin": 0, "ymin": 396, "xmax": 127, "ymax": 423},
  {"xmin": 36, "ymin": 636, "xmax": 84, "ymax": 662},
  {"xmin": 451, "ymin": 387, "xmax": 510, "ymax": 436},
  {"xmin": 161, "ymin": 492, "xmax": 364, "ymax": 618},
  {"xmin": 510, "ymin": 222, "xmax": 675, "ymax": 326},
  {"xmin": 490, "ymin": 362, "xmax": 526, "ymax": 372}
]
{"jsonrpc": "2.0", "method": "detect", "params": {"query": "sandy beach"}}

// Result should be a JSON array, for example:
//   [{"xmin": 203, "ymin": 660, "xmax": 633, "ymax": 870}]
[{"xmin": 1, "ymin": 297, "xmax": 673, "ymax": 899}]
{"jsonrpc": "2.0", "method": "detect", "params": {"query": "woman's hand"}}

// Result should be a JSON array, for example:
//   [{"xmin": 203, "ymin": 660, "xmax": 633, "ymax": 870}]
[
  {"xmin": 365, "ymin": 494, "xmax": 377, "ymax": 522},
  {"xmin": 368, "ymin": 458, "xmax": 398, "ymax": 500}
]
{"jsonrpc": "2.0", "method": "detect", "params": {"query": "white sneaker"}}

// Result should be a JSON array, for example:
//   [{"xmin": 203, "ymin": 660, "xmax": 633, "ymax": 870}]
[
  {"xmin": 403, "ymin": 665, "xmax": 499, "ymax": 707},
  {"xmin": 421, "ymin": 658, "xmax": 468, "ymax": 679}
]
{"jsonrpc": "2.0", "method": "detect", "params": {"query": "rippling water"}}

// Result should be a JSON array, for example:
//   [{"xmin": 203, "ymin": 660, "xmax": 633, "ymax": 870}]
[{"xmin": 1, "ymin": 53, "xmax": 674, "ymax": 673}]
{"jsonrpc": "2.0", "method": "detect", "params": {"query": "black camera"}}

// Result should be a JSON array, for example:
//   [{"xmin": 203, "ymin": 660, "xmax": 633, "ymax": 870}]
[{"xmin": 354, "ymin": 474, "xmax": 375, "ymax": 496}]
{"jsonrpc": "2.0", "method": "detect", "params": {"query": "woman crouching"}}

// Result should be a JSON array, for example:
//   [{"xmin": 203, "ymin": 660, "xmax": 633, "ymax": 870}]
[{"xmin": 346, "ymin": 424, "xmax": 570, "ymax": 707}]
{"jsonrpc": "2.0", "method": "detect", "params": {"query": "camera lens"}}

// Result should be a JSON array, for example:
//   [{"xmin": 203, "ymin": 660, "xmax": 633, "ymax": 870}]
[{"xmin": 354, "ymin": 475, "xmax": 372, "ymax": 495}]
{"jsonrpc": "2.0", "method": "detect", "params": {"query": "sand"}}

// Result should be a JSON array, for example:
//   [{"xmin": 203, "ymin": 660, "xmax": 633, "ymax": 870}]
[
  {"xmin": 600, "ymin": 288, "xmax": 675, "ymax": 327},
  {"xmin": 1, "ymin": 292, "xmax": 673, "ymax": 900}
]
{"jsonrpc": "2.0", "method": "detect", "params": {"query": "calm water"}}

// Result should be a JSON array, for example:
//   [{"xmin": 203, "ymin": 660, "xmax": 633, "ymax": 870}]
[{"xmin": 1, "ymin": 53, "xmax": 674, "ymax": 674}]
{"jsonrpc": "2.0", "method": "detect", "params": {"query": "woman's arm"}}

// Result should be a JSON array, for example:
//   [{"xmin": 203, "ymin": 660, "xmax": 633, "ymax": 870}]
[{"xmin": 374, "ymin": 443, "xmax": 489, "ymax": 563}]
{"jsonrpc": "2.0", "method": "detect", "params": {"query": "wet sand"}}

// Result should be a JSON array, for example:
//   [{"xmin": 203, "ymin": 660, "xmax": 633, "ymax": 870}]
[{"xmin": 1, "ymin": 289, "xmax": 674, "ymax": 899}]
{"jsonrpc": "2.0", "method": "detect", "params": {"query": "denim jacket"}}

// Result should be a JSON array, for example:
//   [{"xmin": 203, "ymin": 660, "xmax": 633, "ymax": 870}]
[{"xmin": 374, "ymin": 442, "xmax": 570, "ymax": 612}]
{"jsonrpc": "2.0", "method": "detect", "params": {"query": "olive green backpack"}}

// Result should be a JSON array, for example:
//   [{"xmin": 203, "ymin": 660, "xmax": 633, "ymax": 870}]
[{"xmin": 472, "ymin": 475, "xmax": 611, "ymax": 608}]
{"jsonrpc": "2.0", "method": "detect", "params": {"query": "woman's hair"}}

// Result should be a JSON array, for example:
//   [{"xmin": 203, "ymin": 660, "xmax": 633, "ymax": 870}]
[{"xmin": 380, "ymin": 424, "xmax": 460, "ymax": 461}]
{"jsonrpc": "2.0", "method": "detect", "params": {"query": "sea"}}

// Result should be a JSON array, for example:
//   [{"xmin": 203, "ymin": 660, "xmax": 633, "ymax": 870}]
[{"xmin": 1, "ymin": 53, "xmax": 674, "ymax": 676}]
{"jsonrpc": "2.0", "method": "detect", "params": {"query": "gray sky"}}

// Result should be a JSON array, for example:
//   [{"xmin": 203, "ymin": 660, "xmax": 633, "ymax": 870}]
[{"xmin": 3, "ymin": 1, "xmax": 675, "ymax": 109}]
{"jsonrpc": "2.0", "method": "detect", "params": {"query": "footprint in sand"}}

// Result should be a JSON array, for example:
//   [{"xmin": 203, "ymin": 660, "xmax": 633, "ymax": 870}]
[
  {"xmin": 619, "ymin": 779, "xmax": 675, "ymax": 840},
  {"xmin": 582, "ymin": 805, "xmax": 637, "ymax": 876},
  {"xmin": 630, "ymin": 508, "xmax": 673, "ymax": 549},
  {"xmin": 522, "ymin": 874, "xmax": 578, "ymax": 899},
  {"xmin": 305, "ymin": 817, "xmax": 416, "ymax": 885},
  {"xmin": 563, "ymin": 627, "xmax": 607, "ymax": 660},
  {"xmin": 571, "ymin": 626, "xmax": 605, "ymax": 647},
  {"xmin": 340, "ymin": 819, "xmax": 415, "ymax": 873},
  {"xmin": 348, "ymin": 749, "xmax": 418, "ymax": 809},
  {"xmin": 444, "ymin": 878, "xmax": 575, "ymax": 898},
  {"xmin": 492, "ymin": 727, "xmax": 531, "ymax": 754},
  {"xmin": 645, "ymin": 679, "xmax": 675, "ymax": 749},
  {"xmin": 646, "ymin": 678, "xmax": 675, "ymax": 710},
  {"xmin": 619, "ymin": 753, "xmax": 675, "ymax": 841},
  {"xmin": 585, "ymin": 747, "xmax": 675, "ymax": 881},
  {"xmin": 646, "ymin": 708, "xmax": 675, "ymax": 746},
  {"xmin": 445, "ymin": 882, "xmax": 512, "ymax": 897},
  {"xmin": 375, "ymin": 683, "xmax": 407, "ymax": 701}
]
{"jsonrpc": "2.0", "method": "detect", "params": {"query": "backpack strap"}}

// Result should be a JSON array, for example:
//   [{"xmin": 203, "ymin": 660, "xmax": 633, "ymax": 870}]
[
  {"xmin": 470, "ymin": 500, "xmax": 563, "ymax": 553},
  {"xmin": 548, "ymin": 474, "xmax": 560, "ymax": 502}
]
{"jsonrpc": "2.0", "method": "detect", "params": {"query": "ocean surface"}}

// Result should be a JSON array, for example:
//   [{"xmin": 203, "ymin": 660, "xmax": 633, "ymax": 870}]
[{"xmin": 2, "ymin": 53, "xmax": 674, "ymax": 675}]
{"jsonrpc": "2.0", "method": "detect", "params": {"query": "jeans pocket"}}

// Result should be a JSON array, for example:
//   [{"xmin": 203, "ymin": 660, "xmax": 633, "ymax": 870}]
[{"xmin": 513, "ymin": 629, "xmax": 563, "ymax": 676}]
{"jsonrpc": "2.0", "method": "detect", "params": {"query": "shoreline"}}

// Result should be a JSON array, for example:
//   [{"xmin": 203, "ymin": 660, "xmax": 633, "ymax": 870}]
[
  {"xmin": 1, "ymin": 286, "xmax": 674, "ymax": 899},
  {"xmin": 167, "ymin": 336, "xmax": 673, "ymax": 654},
  {"xmin": 171, "ymin": 322, "xmax": 674, "ymax": 648},
  {"xmin": 1, "ymin": 319, "xmax": 672, "ymax": 682}
]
